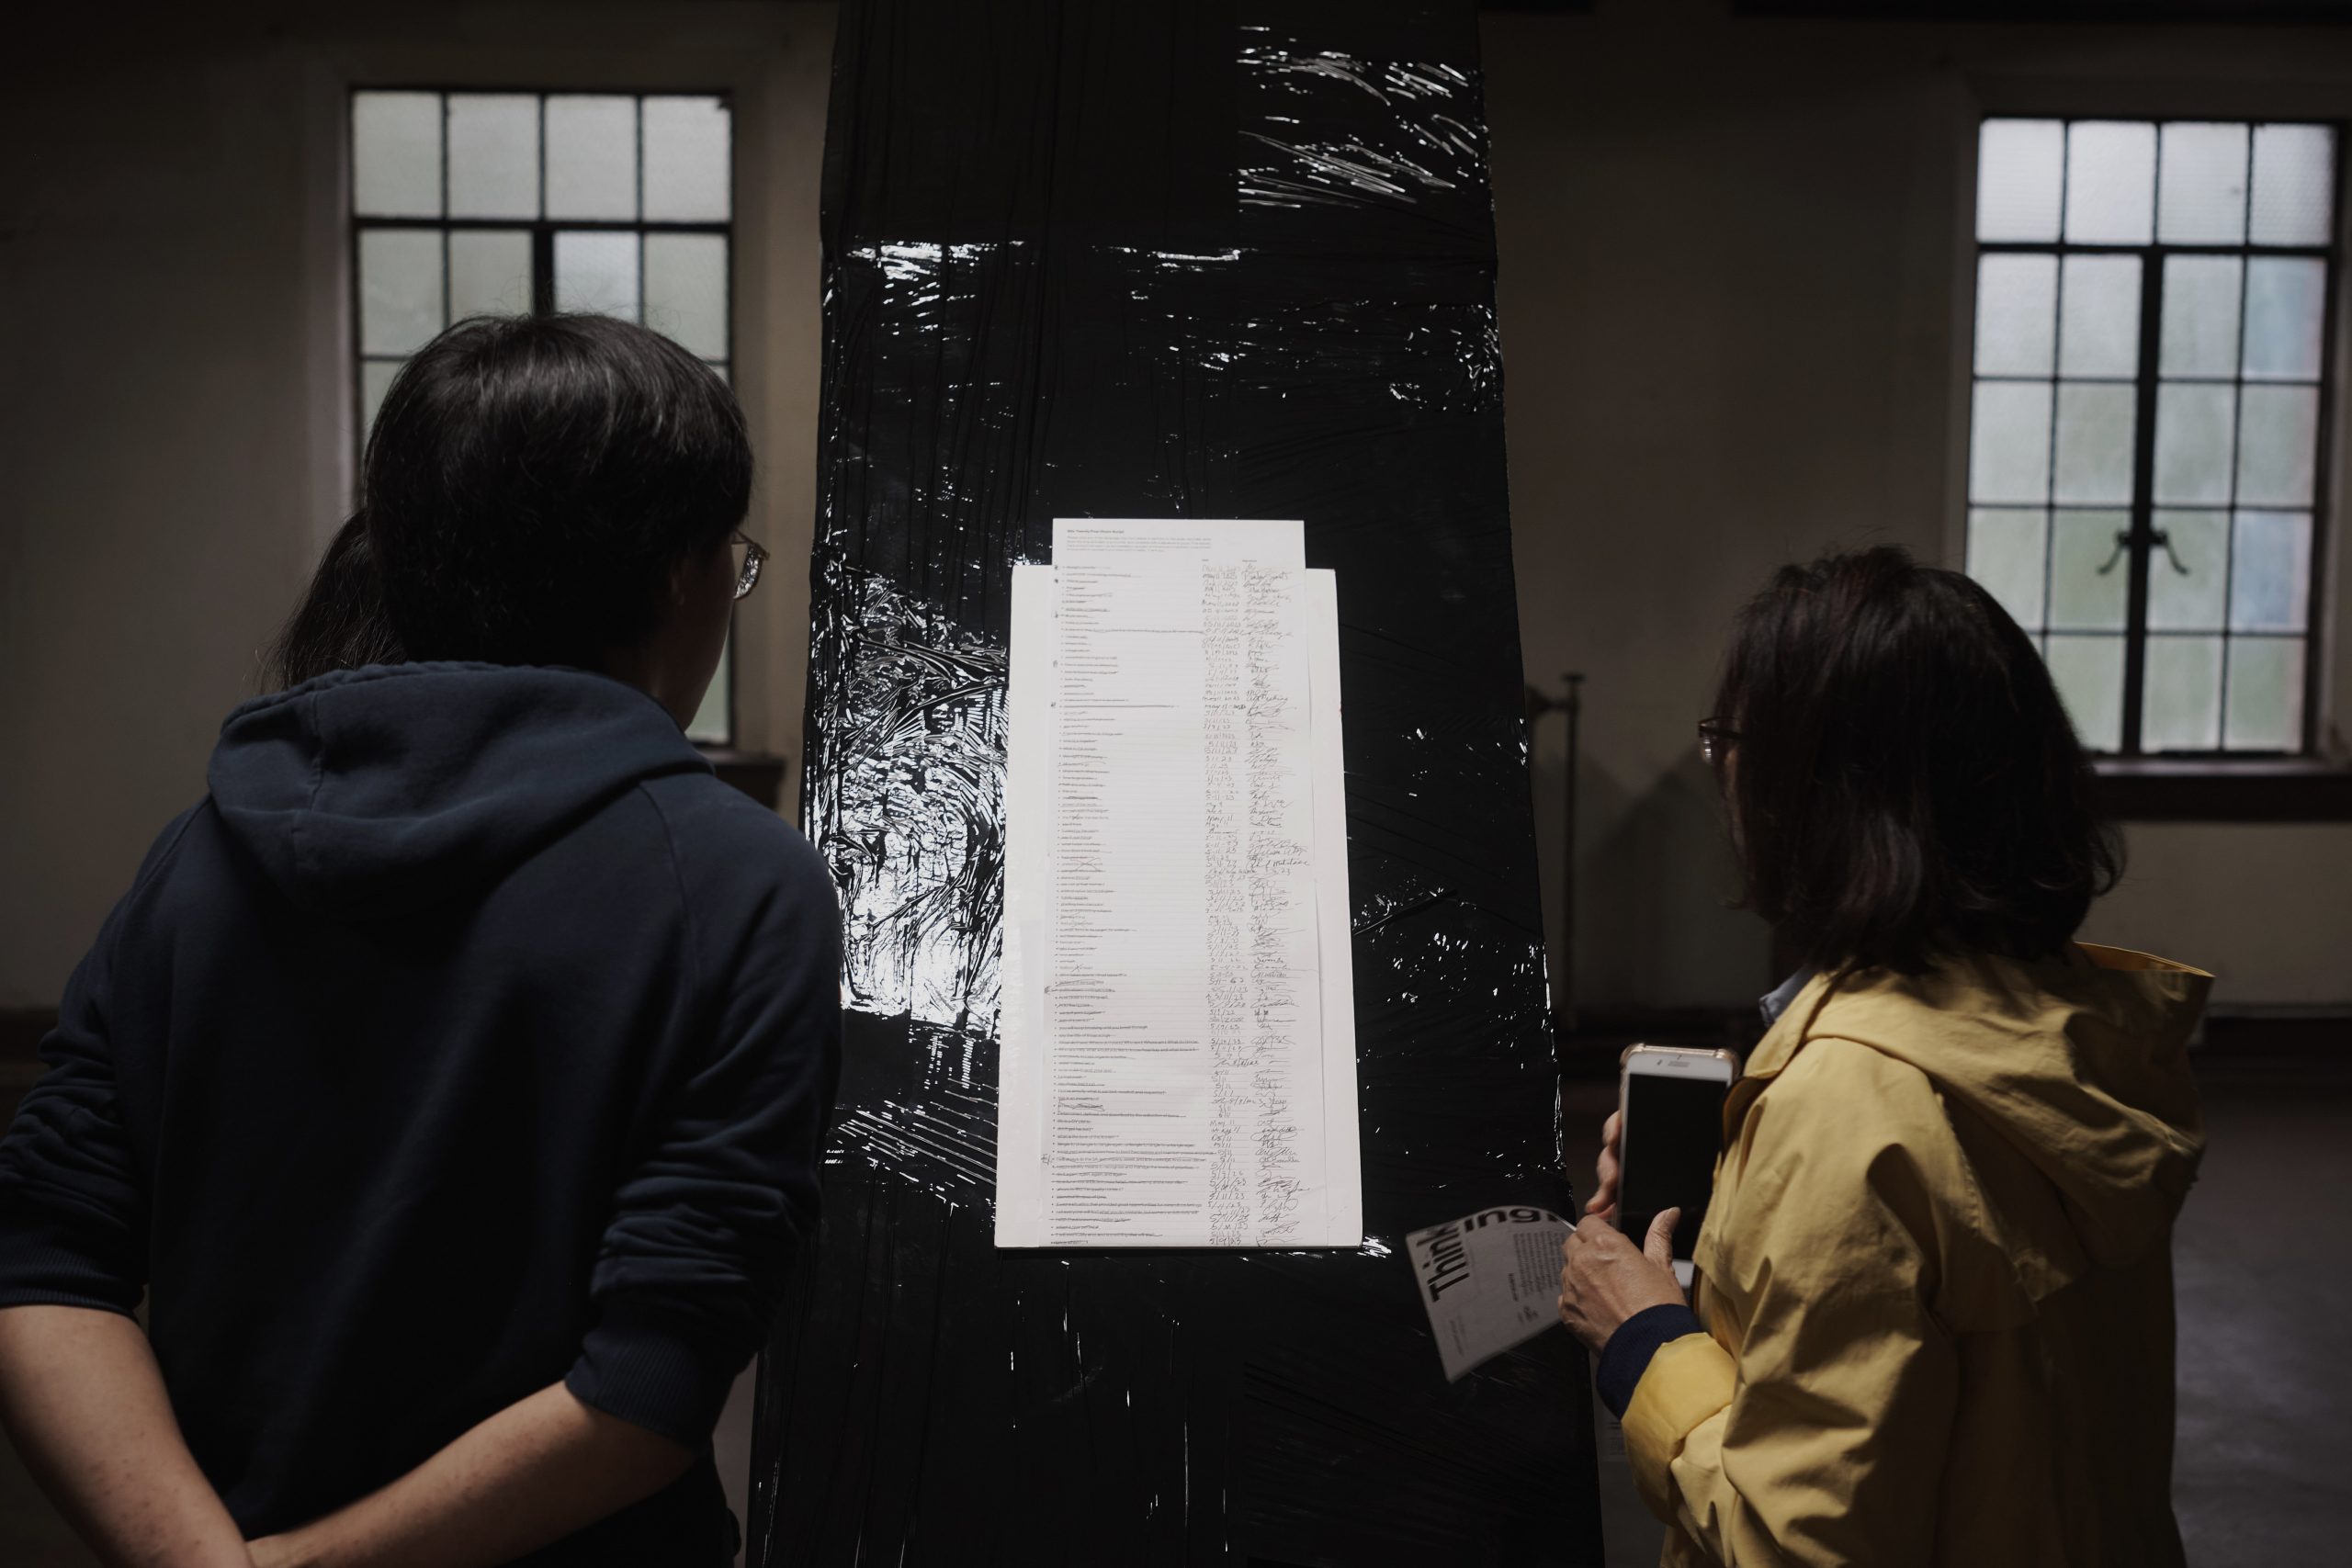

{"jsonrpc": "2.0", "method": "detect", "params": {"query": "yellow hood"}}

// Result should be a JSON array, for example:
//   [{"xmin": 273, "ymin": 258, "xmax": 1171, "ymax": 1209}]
[{"xmin": 1736, "ymin": 942, "xmax": 2211, "ymax": 1307}]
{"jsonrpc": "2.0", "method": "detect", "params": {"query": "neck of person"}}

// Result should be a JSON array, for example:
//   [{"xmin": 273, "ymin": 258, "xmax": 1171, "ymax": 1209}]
[{"xmin": 597, "ymin": 642, "xmax": 702, "ymax": 731}]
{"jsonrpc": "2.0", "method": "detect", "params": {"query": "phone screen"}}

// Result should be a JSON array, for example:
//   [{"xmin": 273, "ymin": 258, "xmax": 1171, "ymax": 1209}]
[{"xmin": 1621, "ymin": 1070, "xmax": 1729, "ymax": 1259}]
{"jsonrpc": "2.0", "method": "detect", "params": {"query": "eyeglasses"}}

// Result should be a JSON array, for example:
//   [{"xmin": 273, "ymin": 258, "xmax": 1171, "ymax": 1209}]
[
  {"xmin": 1698, "ymin": 716, "xmax": 1741, "ymax": 766},
  {"xmin": 731, "ymin": 532, "xmax": 768, "ymax": 601}
]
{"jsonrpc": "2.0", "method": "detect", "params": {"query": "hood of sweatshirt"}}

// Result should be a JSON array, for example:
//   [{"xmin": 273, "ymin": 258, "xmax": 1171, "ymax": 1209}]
[
  {"xmin": 1746, "ymin": 942, "xmax": 2210, "ymax": 1304},
  {"xmin": 208, "ymin": 662, "xmax": 712, "ymax": 919}
]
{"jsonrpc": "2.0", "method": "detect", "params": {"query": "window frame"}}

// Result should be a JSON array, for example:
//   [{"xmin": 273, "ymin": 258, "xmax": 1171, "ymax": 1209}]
[
  {"xmin": 345, "ymin": 84, "xmax": 741, "ymax": 745},
  {"xmin": 1969, "ymin": 115, "xmax": 2340, "ymax": 761},
  {"xmin": 1956, "ymin": 104, "xmax": 2352, "ymax": 817}
]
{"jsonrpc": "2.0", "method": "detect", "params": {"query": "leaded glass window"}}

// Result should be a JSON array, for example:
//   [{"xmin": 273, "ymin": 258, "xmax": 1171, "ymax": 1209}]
[{"xmin": 1966, "ymin": 118, "xmax": 2335, "ymax": 754}]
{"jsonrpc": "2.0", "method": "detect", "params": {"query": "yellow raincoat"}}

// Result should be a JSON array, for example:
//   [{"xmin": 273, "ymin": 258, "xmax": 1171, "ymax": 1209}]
[{"xmin": 1624, "ymin": 942, "xmax": 2210, "ymax": 1566}]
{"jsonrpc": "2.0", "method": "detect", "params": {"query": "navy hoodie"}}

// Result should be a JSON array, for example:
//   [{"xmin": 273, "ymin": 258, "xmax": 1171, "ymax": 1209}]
[{"xmin": 0, "ymin": 663, "xmax": 841, "ymax": 1562}]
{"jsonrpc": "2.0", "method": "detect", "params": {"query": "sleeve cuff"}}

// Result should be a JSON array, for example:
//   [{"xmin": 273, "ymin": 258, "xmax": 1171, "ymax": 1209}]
[
  {"xmin": 564, "ymin": 1295, "xmax": 747, "ymax": 1449},
  {"xmin": 1623, "ymin": 1329, "xmax": 1739, "ymax": 1521},
  {"xmin": 0, "ymin": 1203, "xmax": 144, "ymax": 1315},
  {"xmin": 1596, "ymin": 1303, "xmax": 1703, "ymax": 1418}
]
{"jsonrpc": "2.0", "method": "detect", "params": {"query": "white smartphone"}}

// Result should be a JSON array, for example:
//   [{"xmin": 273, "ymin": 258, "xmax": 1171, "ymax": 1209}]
[{"xmin": 1617, "ymin": 1044, "xmax": 1740, "ymax": 1289}]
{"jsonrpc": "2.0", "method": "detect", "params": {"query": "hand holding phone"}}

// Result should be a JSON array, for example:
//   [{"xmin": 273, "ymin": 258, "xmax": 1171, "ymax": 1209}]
[
  {"xmin": 1615, "ymin": 1044, "xmax": 1738, "ymax": 1288},
  {"xmin": 1555, "ymin": 1202, "xmax": 1688, "ymax": 1353}
]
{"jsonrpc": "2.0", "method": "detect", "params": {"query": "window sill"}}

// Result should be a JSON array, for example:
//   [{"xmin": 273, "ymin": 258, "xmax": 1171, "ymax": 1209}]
[
  {"xmin": 695, "ymin": 746, "xmax": 790, "ymax": 812},
  {"xmin": 2097, "ymin": 758, "xmax": 2352, "ymax": 823}
]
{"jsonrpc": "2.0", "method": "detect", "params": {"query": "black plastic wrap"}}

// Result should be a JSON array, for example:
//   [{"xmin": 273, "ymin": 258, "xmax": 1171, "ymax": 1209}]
[{"xmin": 753, "ymin": 3, "xmax": 1601, "ymax": 1562}]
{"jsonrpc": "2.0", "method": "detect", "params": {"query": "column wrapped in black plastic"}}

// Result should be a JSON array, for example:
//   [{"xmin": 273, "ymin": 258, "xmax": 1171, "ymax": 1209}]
[{"xmin": 752, "ymin": 3, "xmax": 1600, "ymax": 1561}]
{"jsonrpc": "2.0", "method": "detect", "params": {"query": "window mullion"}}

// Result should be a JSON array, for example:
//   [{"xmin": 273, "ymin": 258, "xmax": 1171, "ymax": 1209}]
[
  {"xmin": 530, "ymin": 227, "xmax": 555, "ymax": 316},
  {"xmin": 2121, "ymin": 246, "xmax": 2164, "ymax": 756}
]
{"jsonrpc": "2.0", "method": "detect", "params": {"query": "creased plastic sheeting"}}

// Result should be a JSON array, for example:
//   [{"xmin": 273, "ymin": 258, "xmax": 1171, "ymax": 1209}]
[
  {"xmin": 755, "ymin": 2, "xmax": 1603, "ymax": 1563},
  {"xmin": 806, "ymin": 558, "xmax": 1005, "ymax": 1033},
  {"xmin": 1238, "ymin": 45, "xmax": 1486, "ymax": 211}
]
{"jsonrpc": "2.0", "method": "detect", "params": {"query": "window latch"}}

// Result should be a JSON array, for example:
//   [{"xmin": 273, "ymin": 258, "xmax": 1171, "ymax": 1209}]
[{"xmin": 2097, "ymin": 525, "xmax": 2192, "ymax": 578}]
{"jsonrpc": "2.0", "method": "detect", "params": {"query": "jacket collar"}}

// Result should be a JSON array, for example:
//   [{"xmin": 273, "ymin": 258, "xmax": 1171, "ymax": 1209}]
[
  {"xmin": 1724, "ymin": 942, "xmax": 2211, "ymax": 1141},
  {"xmin": 1744, "ymin": 943, "xmax": 2205, "ymax": 1072}
]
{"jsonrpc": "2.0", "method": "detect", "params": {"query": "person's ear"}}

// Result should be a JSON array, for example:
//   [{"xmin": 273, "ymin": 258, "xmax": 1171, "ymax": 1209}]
[{"xmin": 667, "ymin": 551, "xmax": 696, "ymax": 606}]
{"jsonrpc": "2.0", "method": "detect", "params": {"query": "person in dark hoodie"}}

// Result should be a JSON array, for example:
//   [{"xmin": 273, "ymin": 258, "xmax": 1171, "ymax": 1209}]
[{"xmin": 0, "ymin": 313, "xmax": 839, "ymax": 1567}]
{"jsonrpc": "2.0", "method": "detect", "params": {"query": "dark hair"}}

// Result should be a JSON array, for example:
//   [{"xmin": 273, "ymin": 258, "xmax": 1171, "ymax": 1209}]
[
  {"xmin": 1713, "ymin": 546, "xmax": 2120, "ymax": 976},
  {"xmin": 264, "ymin": 512, "xmax": 405, "ymax": 689},
  {"xmin": 363, "ymin": 313, "xmax": 752, "ymax": 666}
]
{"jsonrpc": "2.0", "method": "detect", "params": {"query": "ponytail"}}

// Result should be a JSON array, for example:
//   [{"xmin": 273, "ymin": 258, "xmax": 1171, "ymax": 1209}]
[{"xmin": 262, "ymin": 511, "xmax": 405, "ymax": 691}]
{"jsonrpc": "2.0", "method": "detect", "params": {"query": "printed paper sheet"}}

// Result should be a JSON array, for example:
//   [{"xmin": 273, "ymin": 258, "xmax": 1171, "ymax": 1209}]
[{"xmin": 996, "ymin": 520, "xmax": 1359, "ymax": 1247}]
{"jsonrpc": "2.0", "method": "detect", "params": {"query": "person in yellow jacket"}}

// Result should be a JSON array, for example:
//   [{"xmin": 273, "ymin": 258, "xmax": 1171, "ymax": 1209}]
[{"xmin": 1557, "ymin": 547, "xmax": 2208, "ymax": 1567}]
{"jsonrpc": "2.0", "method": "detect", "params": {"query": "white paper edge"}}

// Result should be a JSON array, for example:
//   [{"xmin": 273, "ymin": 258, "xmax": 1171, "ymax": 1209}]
[
  {"xmin": 1306, "ymin": 568, "xmax": 1363, "ymax": 1244},
  {"xmin": 992, "ymin": 563, "xmax": 1055, "ymax": 1247},
  {"xmin": 1050, "ymin": 516, "xmax": 1306, "ymax": 565}
]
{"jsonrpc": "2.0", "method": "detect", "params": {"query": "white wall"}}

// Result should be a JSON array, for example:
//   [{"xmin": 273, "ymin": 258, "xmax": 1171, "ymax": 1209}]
[
  {"xmin": 2089, "ymin": 823, "xmax": 2352, "ymax": 1002},
  {"xmin": 0, "ymin": 2, "xmax": 834, "ymax": 1010},
  {"xmin": 1485, "ymin": 1, "xmax": 2352, "ymax": 1012}
]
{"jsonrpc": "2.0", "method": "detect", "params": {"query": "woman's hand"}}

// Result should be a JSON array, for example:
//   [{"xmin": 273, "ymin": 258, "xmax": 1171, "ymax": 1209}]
[
  {"xmin": 1557, "ymin": 1208, "xmax": 1687, "ymax": 1354},
  {"xmin": 1585, "ymin": 1110, "xmax": 1623, "ymax": 1222}
]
